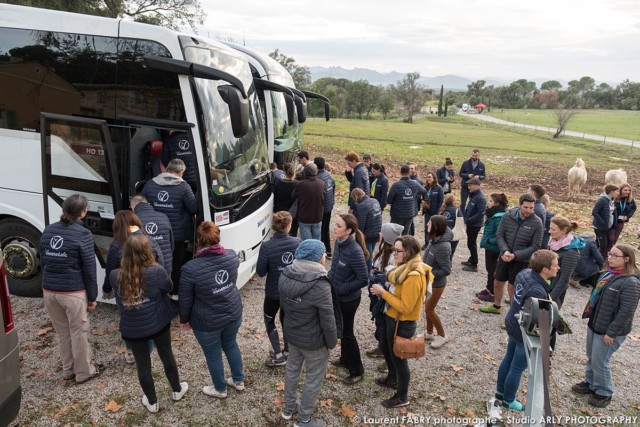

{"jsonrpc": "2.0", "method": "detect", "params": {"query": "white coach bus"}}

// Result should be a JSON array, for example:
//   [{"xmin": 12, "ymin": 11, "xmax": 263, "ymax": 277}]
[{"xmin": 0, "ymin": 4, "xmax": 273, "ymax": 297}]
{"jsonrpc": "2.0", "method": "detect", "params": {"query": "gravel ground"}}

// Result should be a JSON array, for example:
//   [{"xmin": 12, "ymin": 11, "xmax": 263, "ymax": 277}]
[{"xmin": 10, "ymin": 204, "xmax": 640, "ymax": 427}]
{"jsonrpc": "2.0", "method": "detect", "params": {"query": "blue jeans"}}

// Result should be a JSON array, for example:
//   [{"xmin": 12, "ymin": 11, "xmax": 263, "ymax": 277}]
[
  {"xmin": 497, "ymin": 337, "xmax": 528, "ymax": 403},
  {"xmin": 299, "ymin": 222, "xmax": 321, "ymax": 240},
  {"xmin": 585, "ymin": 328, "xmax": 626, "ymax": 397},
  {"xmin": 365, "ymin": 238, "xmax": 377, "ymax": 272},
  {"xmin": 193, "ymin": 318, "xmax": 244, "ymax": 392}
]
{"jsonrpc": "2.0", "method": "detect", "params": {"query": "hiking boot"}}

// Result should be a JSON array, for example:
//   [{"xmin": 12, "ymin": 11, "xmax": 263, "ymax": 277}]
[
  {"xmin": 461, "ymin": 261, "xmax": 473, "ymax": 267},
  {"xmin": 462, "ymin": 265, "xmax": 478, "ymax": 272},
  {"xmin": 588, "ymin": 394, "xmax": 612, "ymax": 408},
  {"xmin": 281, "ymin": 400, "xmax": 300, "ymax": 420},
  {"xmin": 331, "ymin": 358, "xmax": 345, "ymax": 368},
  {"xmin": 502, "ymin": 399, "xmax": 524, "ymax": 411},
  {"xmin": 430, "ymin": 335, "xmax": 451, "ymax": 349},
  {"xmin": 266, "ymin": 354, "xmax": 287, "ymax": 367},
  {"xmin": 341, "ymin": 374, "xmax": 363, "ymax": 385},
  {"xmin": 381, "ymin": 395, "xmax": 410, "ymax": 408},
  {"xmin": 572, "ymin": 381, "xmax": 595, "ymax": 395},
  {"xmin": 365, "ymin": 346, "xmax": 384, "ymax": 358},
  {"xmin": 202, "ymin": 385, "xmax": 227, "ymax": 399},
  {"xmin": 172, "ymin": 382, "xmax": 189, "ymax": 401},
  {"xmin": 124, "ymin": 350, "xmax": 135, "ymax": 364},
  {"xmin": 226, "ymin": 377, "xmax": 245, "ymax": 391},
  {"xmin": 294, "ymin": 416, "xmax": 326, "ymax": 427},
  {"xmin": 477, "ymin": 292, "xmax": 495, "ymax": 302},
  {"xmin": 375, "ymin": 376, "xmax": 398, "ymax": 389},
  {"xmin": 377, "ymin": 362, "xmax": 388, "ymax": 373},
  {"xmin": 142, "ymin": 395, "xmax": 159, "ymax": 413},
  {"xmin": 480, "ymin": 304, "xmax": 502, "ymax": 314}
]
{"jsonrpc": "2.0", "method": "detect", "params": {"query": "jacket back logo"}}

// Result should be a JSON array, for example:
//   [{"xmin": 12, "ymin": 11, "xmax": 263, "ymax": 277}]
[
  {"xmin": 158, "ymin": 191, "xmax": 170, "ymax": 202},
  {"xmin": 145, "ymin": 222, "xmax": 158, "ymax": 235},
  {"xmin": 178, "ymin": 139, "xmax": 190, "ymax": 151},
  {"xmin": 50, "ymin": 235, "xmax": 64, "ymax": 250},
  {"xmin": 281, "ymin": 252, "xmax": 294, "ymax": 265},
  {"xmin": 215, "ymin": 270, "xmax": 229, "ymax": 285}
]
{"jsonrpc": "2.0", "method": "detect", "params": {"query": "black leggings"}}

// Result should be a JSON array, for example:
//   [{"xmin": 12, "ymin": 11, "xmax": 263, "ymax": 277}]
[
  {"xmin": 339, "ymin": 298, "xmax": 364, "ymax": 377},
  {"xmin": 130, "ymin": 326, "xmax": 181, "ymax": 404},
  {"xmin": 263, "ymin": 296, "xmax": 287, "ymax": 354},
  {"xmin": 594, "ymin": 228, "xmax": 608, "ymax": 260},
  {"xmin": 380, "ymin": 316, "xmax": 416, "ymax": 401}
]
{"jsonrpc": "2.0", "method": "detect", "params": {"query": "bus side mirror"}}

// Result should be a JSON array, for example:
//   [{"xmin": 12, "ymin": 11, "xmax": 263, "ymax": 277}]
[
  {"xmin": 294, "ymin": 95, "xmax": 307, "ymax": 124},
  {"xmin": 218, "ymin": 85, "xmax": 249, "ymax": 138},
  {"xmin": 284, "ymin": 93, "xmax": 295, "ymax": 126}
]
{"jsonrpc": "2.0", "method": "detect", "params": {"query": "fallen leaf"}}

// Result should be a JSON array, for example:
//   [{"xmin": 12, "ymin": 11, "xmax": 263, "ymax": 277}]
[
  {"xmin": 468, "ymin": 305, "xmax": 479, "ymax": 311},
  {"xmin": 628, "ymin": 332, "xmax": 640, "ymax": 341},
  {"xmin": 254, "ymin": 333, "xmax": 265, "ymax": 339},
  {"xmin": 451, "ymin": 365, "xmax": 464, "ymax": 372},
  {"xmin": 440, "ymin": 375, "xmax": 450, "ymax": 383},
  {"xmin": 446, "ymin": 407, "xmax": 456, "ymax": 415},
  {"xmin": 93, "ymin": 328, "xmax": 107, "ymax": 336},
  {"xmin": 96, "ymin": 383, "xmax": 106, "ymax": 389},
  {"xmin": 36, "ymin": 368, "xmax": 46, "ymax": 377},
  {"xmin": 398, "ymin": 406, "xmax": 408, "ymax": 414},
  {"xmin": 91, "ymin": 420, "xmax": 98, "ymax": 426},
  {"xmin": 325, "ymin": 373, "xmax": 340, "ymax": 381},
  {"xmin": 275, "ymin": 380, "xmax": 285, "ymax": 391},
  {"xmin": 127, "ymin": 408, "xmax": 135, "ymax": 414},
  {"xmin": 109, "ymin": 324, "xmax": 119, "ymax": 333},
  {"xmin": 459, "ymin": 407, "xmax": 476, "ymax": 418},
  {"xmin": 633, "ymin": 402, "xmax": 640, "ymax": 411},
  {"xmin": 454, "ymin": 320, "xmax": 463, "ymax": 326},
  {"xmin": 37, "ymin": 326, "xmax": 53, "ymax": 336},
  {"xmin": 117, "ymin": 347, "xmax": 127, "ymax": 354},
  {"xmin": 273, "ymin": 396, "xmax": 284, "ymax": 406},
  {"xmin": 339, "ymin": 403, "xmax": 357, "ymax": 418},
  {"xmin": 483, "ymin": 354, "xmax": 495, "ymax": 361},
  {"xmin": 104, "ymin": 400, "xmax": 122, "ymax": 413},
  {"xmin": 319, "ymin": 399, "xmax": 333, "ymax": 407}
]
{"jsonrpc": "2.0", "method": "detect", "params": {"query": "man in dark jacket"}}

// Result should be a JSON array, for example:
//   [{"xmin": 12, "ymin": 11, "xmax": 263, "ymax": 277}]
[
  {"xmin": 279, "ymin": 239, "xmax": 340, "ymax": 427},
  {"xmin": 387, "ymin": 165, "xmax": 427, "ymax": 235},
  {"xmin": 141, "ymin": 158, "xmax": 198, "ymax": 295},
  {"xmin": 571, "ymin": 232, "xmax": 605, "ymax": 287},
  {"xmin": 161, "ymin": 130, "xmax": 197, "ymax": 191},
  {"xmin": 498, "ymin": 250, "xmax": 559, "ymax": 411},
  {"xmin": 529, "ymin": 184, "xmax": 547, "ymax": 228},
  {"xmin": 436, "ymin": 158, "xmax": 455, "ymax": 195},
  {"xmin": 459, "ymin": 149, "xmax": 486, "ymax": 212},
  {"xmin": 481, "ymin": 193, "xmax": 543, "ymax": 314},
  {"xmin": 371, "ymin": 164, "xmax": 389, "ymax": 210},
  {"xmin": 130, "ymin": 194, "xmax": 174, "ymax": 274},
  {"xmin": 462, "ymin": 178, "xmax": 486, "ymax": 271},
  {"xmin": 292, "ymin": 163, "xmax": 325, "ymax": 240},
  {"xmin": 344, "ymin": 151, "xmax": 370, "ymax": 211},
  {"xmin": 363, "ymin": 153, "xmax": 374, "ymax": 185},
  {"xmin": 315, "ymin": 157, "xmax": 336, "ymax": 258}
]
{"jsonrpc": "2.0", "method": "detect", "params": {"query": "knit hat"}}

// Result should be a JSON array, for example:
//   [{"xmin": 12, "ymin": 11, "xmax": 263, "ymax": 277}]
[
  {"xmin": 580, "ymin": 231, "xmax": 596, "ymax": 241},
  {"xmin": 304, "ymin": 163, "xmax": 318, "ymax": 177},
  {"xmin": 294, "ymin": 239, "xmax": 325, "ymax": 262},
  {"xmin": 381, "ymin": 223, "xmax": 404, "ymax": 245}
]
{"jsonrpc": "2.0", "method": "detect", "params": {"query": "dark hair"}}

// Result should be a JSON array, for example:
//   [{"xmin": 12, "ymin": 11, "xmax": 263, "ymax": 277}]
[
  {"xmin": 472, "ymin": 149, "xmax": 480, "ymax": 154},
  {"xmin": 313, "ymin": 156, "xmax": 325, "ymax": 170},
  {"xmin": 604, "ymin": 243, "xmax": 639, "ymax": 276},
  {"xmin": 519, "ymin": 193, "xmax": 535, "ymax": 205},
  {"xmin": 338, "ymin": 214, "xmax": 369, "ymax": 259},
  {"xmin": 400, "ymin": 165, "xmax": 410, "ymax": 175},
  {"xmin": 445, "ymin": 157, "xmax": 453, "ymax": 166},
  {"xmin": 112, "ymin": 210, "xmax": 144, "ymax": 246},
  {"xmin": 272, "ymin": 211, "xmax": 293, "ymax": 233},
  {"xmin": 372, "ymin": 163, "xmax": 385, "ymax": 174},
  {"xmin": 425, "ymin": 171, "xmax": 437, "ymax": 187},
  {"xmin": 297, "ymin": 151, "xmax": 309, "ymax": 161},
  {"xmin": 604, "ymin": 184, "xmax": 619, "ymax": 195},
  {"xmin": 373, "ymin": 241, "xmax": 394, "ymax": 270},
  {"xmin": 344, "ymin": 151, "xmax": 360, "ymax": 162},
  {"xmin": 363, "ymin": 153, "xmax": 372, "ymax": 161},
  {"xmin": 196, "ymin": 221, "xmax": 221, "ymax": 249},
  {"xmin": 394, "ymin": 236, "xmax": 421, "ymax": 263},
  {"xmin": 427, "ymin": 215, "xmax": 447, "ymax": 240},
  {"xmin": 529, "ymin": 184, "xmax": 546, "ymax": 198},
  {"xmin": 490, "ymin": 193, "xmax": 508, "ymax": 209},
  {"xmin": 61, "ymin": 194, "xmax": 88, "ymax": 224},
  {"xmin": 530, "ymin": 249, "xmax": 557, "ymax": 273},
  {"xmin": 283, "ymin": 162, "xmax": 295, "ymax": 178}
]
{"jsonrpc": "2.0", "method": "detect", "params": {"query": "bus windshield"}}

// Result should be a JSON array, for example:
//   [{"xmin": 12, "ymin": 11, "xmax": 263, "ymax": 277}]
[{"xmin": 183, "ymin": 45, "xmax": 268, "ymax": 202}]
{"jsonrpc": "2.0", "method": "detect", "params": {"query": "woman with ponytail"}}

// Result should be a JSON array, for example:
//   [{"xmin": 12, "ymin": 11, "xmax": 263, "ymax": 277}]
[{"xmin": 328, "ymin": 213, "xmax": 369, "ymax": 385}]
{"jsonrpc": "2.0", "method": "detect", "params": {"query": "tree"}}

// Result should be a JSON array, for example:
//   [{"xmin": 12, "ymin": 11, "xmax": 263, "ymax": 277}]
[
  {"xmin": 533, "ymin": 90, "xmax": 559, "ymax": 109},
  {"xmin": 268, "ymin": 49, "xmax": 311, "ymax": 89},
  {"xmin": 437, "ymin": 85, "xmax": 444, "ymax": 116},
  {"xmin": 5, "ymin": 0, "xmax": 205, "ymax": 31},
  {"xmin": 553, "ymin": 109, "xmax": 578, "ymax": 138},
  {"xmin": 345, "ymin": 80, "xmax": 380, "ymax": 119},
  {"xmin": 540, "ymin": 80, "xmax": 562, "ymax": 91},
  {"xmin": 466, "ymin": 80, "xmax": 486, "ymax": 105},
  {"xmin": 390, "ymin": 72, "xmax": 427, "ymax": 123},
  {"xmin": 378, "ymin": 88, "xmax": 396, "ymax": 120}
]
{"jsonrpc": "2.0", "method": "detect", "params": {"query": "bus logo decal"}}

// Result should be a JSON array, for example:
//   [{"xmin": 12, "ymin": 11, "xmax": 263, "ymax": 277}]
[
  {"xmin": 50, "ymin": 235, "xmax": 64, "ymax": 250},
  {"xmin": 145, "ymin": 223, "xmax": 158, "ymax": 235},
  {"xmin": 215, "ymin": 270, "xmax": 229, "ymax": 285},
  {"xmin": 281, "ymin": 252, "xmax": 294, "ymax": 265},
  {"xmin": 158, "ymin": 191, "xmax": 170, "ymax": 202},
  {"xmin": 178, "ymin": 140, "xmax": 190, "ymax": 150}
]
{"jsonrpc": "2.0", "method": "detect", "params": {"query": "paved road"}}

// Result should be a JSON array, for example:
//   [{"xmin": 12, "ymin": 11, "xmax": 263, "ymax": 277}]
[{"xmin": 461, "ymin": 112, "xmax": 638, "ymax": 148}]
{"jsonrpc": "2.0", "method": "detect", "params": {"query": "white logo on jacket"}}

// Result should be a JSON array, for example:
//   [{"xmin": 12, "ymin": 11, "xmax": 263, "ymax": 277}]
[
  {"xmin": 281, "ymin": 252, "xmax": 294, "ymax": 265},
  {"xmin": 158, "ymin": 191, "xmax": 170, "ymax": 202},
  {"xmin": 145, "ymin": 222, "xmax": 158, "ymax": 235},
  {"xmin": 178, "ymin": 139, "xmax": 190, "ymax": 150},
  {"xmin": 50, "ymin": 235, "xmax": 64, "ymax": 250},
  {"xmin": 215, "ymin": 270, "xmax": 229, "ymax": 285}
]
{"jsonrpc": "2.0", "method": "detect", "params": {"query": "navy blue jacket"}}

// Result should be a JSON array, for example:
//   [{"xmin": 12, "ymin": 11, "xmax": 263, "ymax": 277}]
[
  {"xmin": 534, "ymin": 199, "xmax": 547, "ymax": 228},
  {"xmin": 592, "ymin": 194, "xmax": 616, "ymax": 230},
  {"xmin": 179, "ymin": 249, "xmax": 242, "ymax": 332},
  {"xmin": 161, "ymin": 132, "xmax": 197, "ymax": 187},
  {"xmin": 616, "ymin": 198, "xmax": 637, "ymax": 223},
  {"xmin": 316, "ymin": 168, "xmax": 336, "ymax": 213},
  {"xmin": 257, "ymin": 232, "xmax": 301, "ymax": 299},
  {"xmin": 423, "ymin": 184, "xmax": 444, "ymax": 217},
  {"xmin": 459, "ymin": 159, "xmax": 486, "ymax": 189},
  {"xmin": 102, "ymin": 231, "xmax": 165, "ymax": 294},
  {"xmin": 442, "ymin": 204, "xmax": 463, "ymax": 229},
  {"xmin": 134, "ymin": 202, "xmax": 174, "ymax": 270},
  {"xmin": 542, "ymin": 211, "xmax": 554, "ymax": 249},
  {"xmin": 436, "ymin": 166, "xmax": 455, "ymax": 193},
  {"xmin": 273, "ymin": 179, "xmax": 297, "ymax": 213},
  {"xmin": 573, "ymin": 240, "xmax": 605, "ymax": 281},
  {"xmin": 372, "ymin": 173, "xmax": 389, "ymax": 210},
  {"xmin": 141, "ymin": 174, "xmax": 198, "ymax": 241},
  {"xmin": 110, "ymin": 265, "xmax": 176, "ymax": 340},
  {"xmin": 41, "ymin": 220, "xmax": 98, "ymax": 302},
  {"xmin": 347, "ymin": 163, "xmax": 370, "ymax": 209},
  {"xmin": 354, "ymin": 196, "xmax": 382, "ymax": 241},
  {"xmin": 505, "ymin": 269, "xmax": 549, "ymax": 343},
  {"xmin": 387, "ymin": 177, "xmax": 427, "ymax": 220},
  {"xmin": 328, "ymin": 235, "xmax": 369, "ymax": 302},
  {"xmin": 464, "ymin": 189, "xmax": 487, "ymax": 228}
]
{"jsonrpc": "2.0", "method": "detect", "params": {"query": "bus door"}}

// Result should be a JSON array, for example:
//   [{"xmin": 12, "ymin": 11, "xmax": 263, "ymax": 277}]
[{"xmin": 41, "ymin": 113, "xmax": 122, "ymax": 267}]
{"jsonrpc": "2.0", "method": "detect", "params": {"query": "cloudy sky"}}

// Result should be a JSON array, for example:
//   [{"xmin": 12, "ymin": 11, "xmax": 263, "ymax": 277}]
[{"xmin": 200, "ymin": 0, "xmax": 640, "ymax": 84}]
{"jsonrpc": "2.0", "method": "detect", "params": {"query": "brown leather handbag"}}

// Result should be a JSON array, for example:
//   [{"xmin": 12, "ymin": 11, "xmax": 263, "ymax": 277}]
[{"xmin": 392, "ymin": 307, "xmax": 427, "ymax": 359}]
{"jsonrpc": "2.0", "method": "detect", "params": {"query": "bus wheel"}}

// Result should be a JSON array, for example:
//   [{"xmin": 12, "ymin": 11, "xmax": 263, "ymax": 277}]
[{"xmin": 0, "ymin": 219, "xmax": 43, "ymax": 297}]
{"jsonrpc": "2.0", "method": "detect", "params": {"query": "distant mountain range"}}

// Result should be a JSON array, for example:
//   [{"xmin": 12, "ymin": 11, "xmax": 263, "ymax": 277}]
[{"xmin": 309, "ymin": 66, "xmax": 572, "ymax": 90}]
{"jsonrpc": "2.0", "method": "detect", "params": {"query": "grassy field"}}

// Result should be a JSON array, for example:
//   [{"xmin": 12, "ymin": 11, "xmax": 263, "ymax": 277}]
[{"xmin": 482, "ymin": 109, "xmax": 640, "ymax": 141}]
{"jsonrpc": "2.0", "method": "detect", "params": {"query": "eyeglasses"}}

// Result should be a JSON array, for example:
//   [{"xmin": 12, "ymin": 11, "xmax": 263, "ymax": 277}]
[
  {"xmin": 607, "ymin": 252, "xmax": 625, "ymax": 258},
  {"xmin": 392, "ymin": 249, "xmax": 404, "ymax": 254}
]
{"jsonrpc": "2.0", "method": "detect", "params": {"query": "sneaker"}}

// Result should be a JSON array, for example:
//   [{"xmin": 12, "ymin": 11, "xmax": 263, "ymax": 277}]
[
  {"xmin": 502, "ymin": 399, "xmax": 524, "ymax": 411},
  {"xmin": 461, "ymin": 261, "xmax": 473, "ymax": 267},
  {"xmin": 504, "ymin": 297, "xmax": 511, "ymax": 304},
  {"xmin": 341, "ymin": 374, "xmax": 363, "ymax": 385},
  {"xmin": 381, "ymin": 395, "xmax": 410, "ymax": 408},
  {"xmin": 281, "ymin": 400, "xmax": 300, "ymax": 420},
  {"xmin": 425, "ymin": 333, "xmax": 437, "ymax": 341},
  {"xmin": 331, "ymin": 358, "xmax": 345, "ymax": 367},
  {"xmin": 365, "ymin": 346, "xmax": 384, "ymax": 358},
  {"xmin": 202, "ymin": 385, "xmax": 227, "ymax": 399},
  {"xmin": 476, "ymin": 289, "xmax": 490, "ymax": 297},
  {"xmin": 141, "ymin": 395, "xmax": 159, "ymax": 413},
  {"xmin": 462, "ymin": 265, "xmax": 478, "ymax": 272},
  {"xmin": 172, "ymin": 382, "xmax": 189, "ymax": 401},
  {"xmin": 480, "ymin": 303, "xmax": 502, "ymax": 314},
  {"xmin": 588, "ymin": 393, "xmax": 612, "ymax": 408},
  {"xmin": 266, "ymin": 354, "xmax": 287, "ymax": 367},
  {"xmin": 477, "ymin": 292, "xmax": 495, "ymax": 302},
  {"xmin": 572, "ymin": 381, "xmax": 595, "ymax": 395},
  {"xmin": 76, "ymin": 364, "xmax": 105, "ymax": 385},
  {"xmin": 124, "ymin": 350, "xmax": 135, "ymax": 364},
  {"xmin": 430, "ymin": 335, "xmax": 451, "ymax": 349},
  {"xmin": 377, "ymin": 362, "xmax": 388, "ymax": 373},
  {"xmin": 294, "ymin": 416, "xmax": 326, "ymax": 427},
  {"xmin": 375, "ymin": 376, "xmax": 398, "ymax": 389},
  {"xmin": 226, "ymin": 377, "xmax": 245, "ymax": 391}
]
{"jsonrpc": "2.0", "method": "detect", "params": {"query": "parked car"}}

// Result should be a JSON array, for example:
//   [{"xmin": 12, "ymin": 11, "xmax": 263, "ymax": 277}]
[{"xmin": 0, "ymin": 259, "xmax": 21, "ymax": 427}]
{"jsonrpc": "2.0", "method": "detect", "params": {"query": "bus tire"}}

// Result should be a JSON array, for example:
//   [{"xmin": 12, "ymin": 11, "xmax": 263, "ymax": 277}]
[{"xmin": 0, "ymin": 219, "xmax": 43, "ymax": 297}]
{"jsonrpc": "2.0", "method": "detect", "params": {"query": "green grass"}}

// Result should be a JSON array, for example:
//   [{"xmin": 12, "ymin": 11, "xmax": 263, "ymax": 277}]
[{"xmin": 483, "ymin": 109, "xmax": 640, "ymax": 141}]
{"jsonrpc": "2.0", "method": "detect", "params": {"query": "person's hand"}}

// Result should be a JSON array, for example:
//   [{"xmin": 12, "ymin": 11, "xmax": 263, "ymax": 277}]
[
  {"xmin": 603, "ymin": 335, "xmax": 614, "ymax": 346},
  {"xmin": 102, "ymin": 291, "xmax": 113, "ymax": 300},
  {"xmin": 370, "ymin": 283, "xmax": 385, "ymax": 297},
  {"xmin": 180, "ymin": 322, "xmax": 191, "ymax": 332},
  {"xmin": 87, "ymin": 301, "xmax": 97, "ymax": 313},
  {"xmin": 501, "ymin": 251, "xmax": 515, "ymax": 262}
]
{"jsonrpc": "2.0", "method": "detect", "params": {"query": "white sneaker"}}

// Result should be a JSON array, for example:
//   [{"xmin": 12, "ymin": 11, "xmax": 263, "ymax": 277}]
[
  {"xmin": 142, "ymin": 395, "xmax": 159, "ymax": 413},
  {"xmin": 226, "ymin": 377, "xmax": 245, "ymax": 391},
  {"xmin": 202, "ymin": 385, "xmax": 227, "ymax": 399},
  {"xmin": 124, "ymin": 350, "xmax": 135, "ymax": 364},
  {"xmin": 425, "ymin": 333, "xmax": 437, "ymax": 341},
  {"xmin": 172, "ymin": 382, "xmax": 189, "ymax": 401},
  {"xmin": 430, "ymin": 335, "xmax": 451, "ymax": 349}
]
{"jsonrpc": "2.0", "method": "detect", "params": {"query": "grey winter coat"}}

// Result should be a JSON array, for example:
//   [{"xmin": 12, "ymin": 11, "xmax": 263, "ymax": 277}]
[
  {"xmin": 496, "ymin": 208, "xmax": 543, "ymax": 262},
  {"xmin": 422, "ymin": 229, "xmax": 453, "ymax": 288},
  {"xmin": 588, "ymin": 274, "xmax": 640, "ymax": 338}
]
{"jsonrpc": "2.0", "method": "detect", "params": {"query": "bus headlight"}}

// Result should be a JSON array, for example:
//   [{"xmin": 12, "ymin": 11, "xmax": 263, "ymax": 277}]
[{"xmin": 237, "ymin": 250, "xmax": 246, "ymax": 262}]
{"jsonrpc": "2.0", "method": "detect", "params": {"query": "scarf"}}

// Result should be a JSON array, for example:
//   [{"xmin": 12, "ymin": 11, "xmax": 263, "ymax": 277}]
[
  {"xmin": 485, "ymin": 205, "xmax": 506, "ymax": 220},
  {"xmin": 194, "ymin": 244, "xmax": 226, "ymax": 258},
  {"xmin": 582, "ymin": 267, "xmax": 623, "ymax": 318},
  {"xmin": 389, "ymin": 254, "xmax": 434, "ymax": 287},
  {"xmin": 548, "ymin": 232, "xmax": 574, "ymax": 251},
  {"xmin": 371, "ymin": 178, "xmax": 377, "ymax": 197}
]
